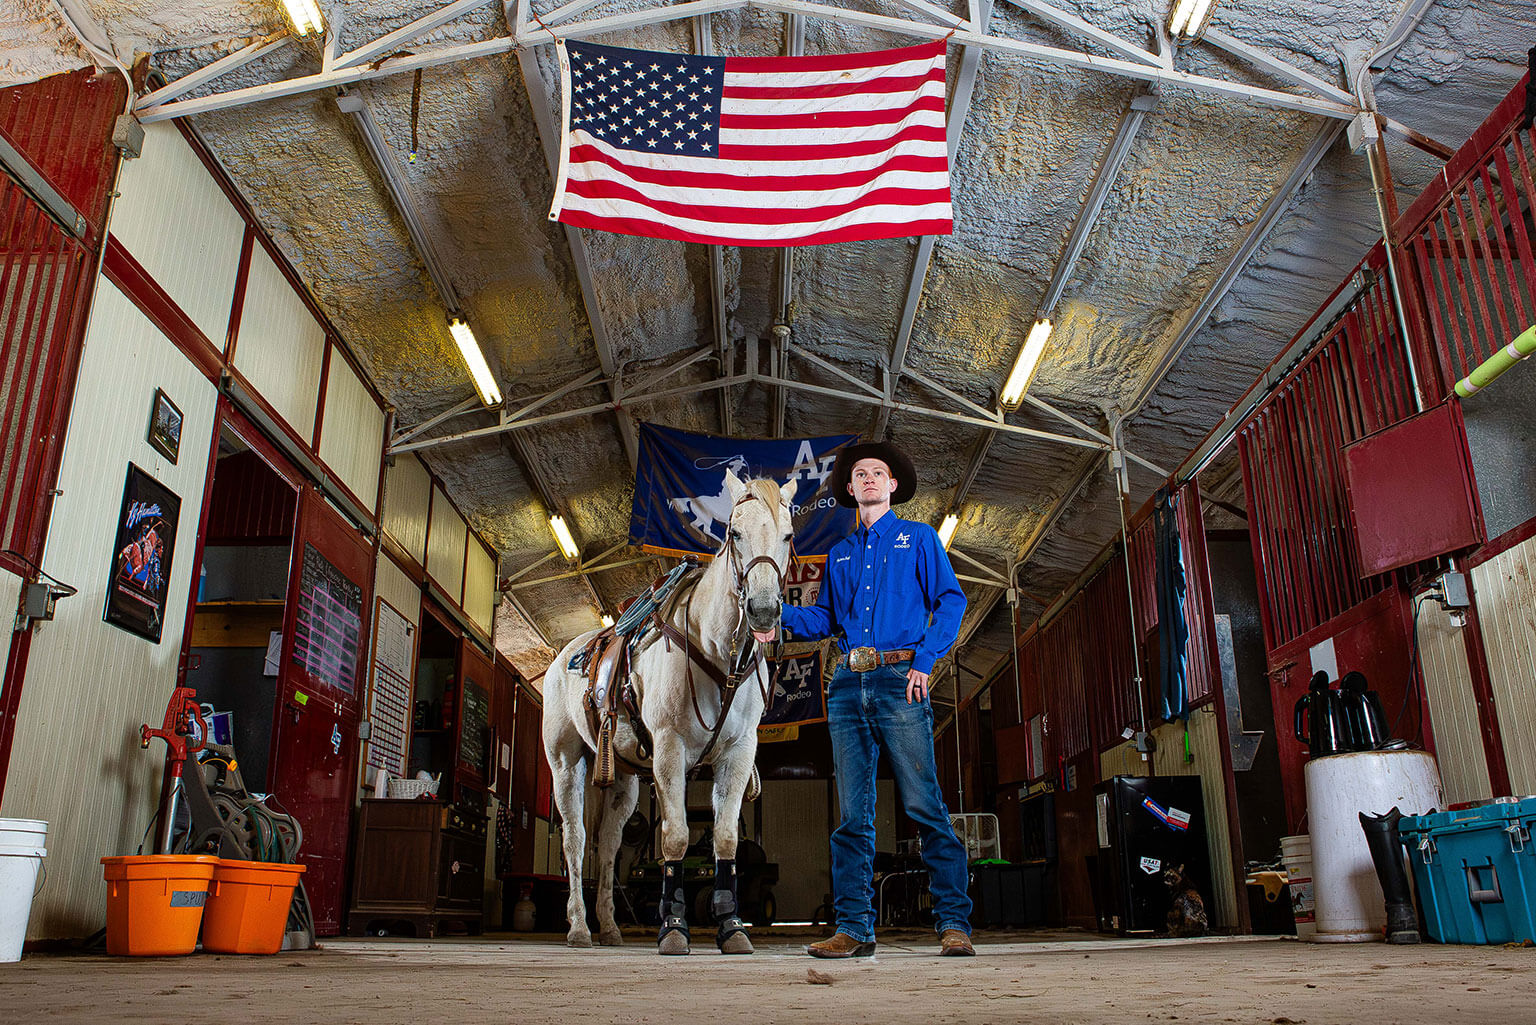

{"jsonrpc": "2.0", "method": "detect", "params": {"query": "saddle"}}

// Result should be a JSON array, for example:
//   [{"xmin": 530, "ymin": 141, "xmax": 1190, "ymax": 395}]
[{"xmin": 578, "ymin": 626, "xmax": 649, "ymax": 787}]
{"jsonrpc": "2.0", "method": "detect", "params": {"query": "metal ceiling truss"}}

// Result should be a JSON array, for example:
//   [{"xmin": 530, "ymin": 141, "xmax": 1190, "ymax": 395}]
[{"xmin": 133, "ymin": 0, "xmax": 1373, "ymax": 124}]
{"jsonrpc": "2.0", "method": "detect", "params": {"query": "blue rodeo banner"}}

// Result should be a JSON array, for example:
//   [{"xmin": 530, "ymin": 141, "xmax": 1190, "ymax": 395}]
[
  {"xmin": 763, "ymin": 650, "xmax": 826, "ymax": 728},
  {"xmin": 630, "ymin": 424, "xmax": 857, "ymax": 559}
]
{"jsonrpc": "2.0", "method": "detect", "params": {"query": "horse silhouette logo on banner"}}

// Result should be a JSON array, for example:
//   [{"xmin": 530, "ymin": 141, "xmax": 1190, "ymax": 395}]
[{"xmin": 631, "ymin": 423, "xmax": 858, "ymax": 560}]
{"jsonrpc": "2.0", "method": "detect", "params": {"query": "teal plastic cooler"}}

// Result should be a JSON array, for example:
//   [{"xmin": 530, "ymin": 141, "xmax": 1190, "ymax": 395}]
[{"xmin": 1399, "ymin": 798, "xmax": 1536, "ymax": 944}]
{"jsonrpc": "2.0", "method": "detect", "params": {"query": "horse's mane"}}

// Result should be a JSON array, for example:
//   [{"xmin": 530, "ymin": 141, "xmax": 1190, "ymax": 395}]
[{"xmin": 743, "ymin": 478, "xmax": 789, "ymax": 527}]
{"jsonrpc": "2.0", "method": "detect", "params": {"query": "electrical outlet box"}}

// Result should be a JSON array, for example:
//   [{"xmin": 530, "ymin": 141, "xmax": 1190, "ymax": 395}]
[
  {"xmin": 1347, "ymin": 110, "xmax": 1380, "ymax": 154},
  {"xmin": 1438, "ymin": 570, "xmax": 1470, "ymax": 609},
  {"xmin": 22, "ymin": 581, "xmax": 56, "ymax": 622},
  {"xmin": 112, "ymin": 114, "xmax": 144, "ymax": 159}
]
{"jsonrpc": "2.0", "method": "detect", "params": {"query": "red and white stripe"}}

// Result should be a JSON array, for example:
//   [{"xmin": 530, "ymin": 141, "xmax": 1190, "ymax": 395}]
[{"xmin": 550, "ymin": 41, "xmax": 952, "ymax": 246}]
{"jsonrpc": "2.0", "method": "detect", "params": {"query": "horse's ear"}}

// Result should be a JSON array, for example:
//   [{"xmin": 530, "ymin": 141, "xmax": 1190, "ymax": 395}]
[
  {"xmin": 780, "ymin": 479, "xmax": 798, "ymax": 506},
  {"xmin": 722, "ymin": 468, "xmax": 746, "ymax": 504}
]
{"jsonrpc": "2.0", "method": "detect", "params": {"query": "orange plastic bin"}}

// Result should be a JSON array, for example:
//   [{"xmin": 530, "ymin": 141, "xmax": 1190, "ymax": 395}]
[
  {"xmin": 201, "ymin": 859, "xmax": 306, "ymax": 954},
  {"xmin": 101, "ymin": 855, "xmax": 219, "ymax": 956}
]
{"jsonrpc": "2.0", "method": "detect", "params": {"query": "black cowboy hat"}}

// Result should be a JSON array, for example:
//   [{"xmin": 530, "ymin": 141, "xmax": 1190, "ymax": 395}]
[{"xmin": 830, "ymin": 440, "xmax": 916, "ymax": 508}]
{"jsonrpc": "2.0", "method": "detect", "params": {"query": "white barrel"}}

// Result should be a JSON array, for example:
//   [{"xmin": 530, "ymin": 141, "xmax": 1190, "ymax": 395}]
[
  {"xmin": 1279, "ymin": 834, "xmax": 1316, "ymax": 941},
  {"xmin": 0, "ymin": 818, "xmax": 47, "ymax": 963},
  {"xmin": 1304, "ymin": 750, "xmax": 1441, "ymax": 942}
]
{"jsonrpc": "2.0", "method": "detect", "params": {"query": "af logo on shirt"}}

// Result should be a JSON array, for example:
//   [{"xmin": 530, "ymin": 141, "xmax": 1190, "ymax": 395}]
[{"xmin": 894, "ymin": 531, "xmax": 912, "ymax": 549}]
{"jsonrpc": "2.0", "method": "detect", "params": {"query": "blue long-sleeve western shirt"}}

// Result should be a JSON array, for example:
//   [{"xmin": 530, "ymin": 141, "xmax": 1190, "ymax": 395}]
[{"xmin": 780, "ymin": 509, "xmax": 966, "ymax": 675}]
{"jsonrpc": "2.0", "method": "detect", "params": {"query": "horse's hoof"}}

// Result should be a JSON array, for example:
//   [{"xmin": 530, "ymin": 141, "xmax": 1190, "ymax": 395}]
[
  {"xmin": 597, "ymin": 927, "xmax": 624, "ymax": 946},
  {"xmin": 718, "ymin": 931, "xmax": 753, "ymax": 955},
  {"xmin": 658, "ymin": 931, "xmax": 690, "ymax": 955},
  {"xmin": 567, "ymin": 931, "xmax": 594, "ymax": 948}
]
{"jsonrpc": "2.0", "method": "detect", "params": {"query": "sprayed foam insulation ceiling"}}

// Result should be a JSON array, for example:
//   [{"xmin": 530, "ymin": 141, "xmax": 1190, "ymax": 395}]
[{"xmin": 10, "ymin": 0, "xmax": 1535, "ymax": 692}]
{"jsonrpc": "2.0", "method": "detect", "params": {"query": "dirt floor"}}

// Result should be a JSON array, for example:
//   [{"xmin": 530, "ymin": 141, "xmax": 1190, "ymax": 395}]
[{"xmin": 3, "ymin": 927, "xmax": 1532, "ymax": 1024}]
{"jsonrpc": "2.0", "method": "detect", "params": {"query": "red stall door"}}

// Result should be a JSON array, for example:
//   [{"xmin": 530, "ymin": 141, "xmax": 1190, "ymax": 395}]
[{"xmin": 270, "ymin": 485, "xmax": 373, "ymax": 934}]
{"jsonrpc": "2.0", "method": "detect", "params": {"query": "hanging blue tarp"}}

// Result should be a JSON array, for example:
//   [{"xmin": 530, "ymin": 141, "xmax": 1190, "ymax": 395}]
[
  {"xmin": 1154, "ymin": 488, "xmax": 1190, "ymax": 722},
  {"xmin": 630, "ymin": 423, "xmax": 858, "ymax": 559}
]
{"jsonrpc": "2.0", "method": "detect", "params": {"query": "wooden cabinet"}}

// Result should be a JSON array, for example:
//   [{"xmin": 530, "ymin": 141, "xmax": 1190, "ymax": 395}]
[{"xmin": 346, "ymin": 798, "xmax": 483, "ymax": 937}]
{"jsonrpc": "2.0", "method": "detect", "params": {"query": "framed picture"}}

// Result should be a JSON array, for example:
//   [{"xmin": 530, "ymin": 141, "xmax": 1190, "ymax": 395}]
[
  {"xmin": 146, "ymin": 388, "xmax": 183, "ymax": 463},
  {"xmin": 103, "ymin": 463, "xmax": 182, "ymax": 643}
]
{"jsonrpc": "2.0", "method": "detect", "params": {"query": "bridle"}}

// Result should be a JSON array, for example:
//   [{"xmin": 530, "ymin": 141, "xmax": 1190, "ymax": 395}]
[{"xmin": 651, "ymin": 489, "xmax": 793, "ymax": 768}]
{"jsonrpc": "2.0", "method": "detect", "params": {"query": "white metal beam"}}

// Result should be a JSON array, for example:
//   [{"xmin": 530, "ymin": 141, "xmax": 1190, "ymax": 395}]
[
  {"xmin": 791, "ymin": 347, "xmax": 887, "ymax": 401},
  {"xmin": 511, "ymin": 0, "xmax": 640, "ymax": 467},
  {"xmin": 335, "ymin": 0, "xmax": 497, "ymax": 70},
  {"xmin": 136, "ymin": 31, "xmax": 291, "ymax": 110},
  {"xmin": 1126, "ymin": 120, "xmax": 1345, "ymax": 417},
  {"xmin": 875, "ymin": 0, "xmax": 992, "ymax": 439},
  {"xmin": 1000, "ymin": 0, "xmax": 1162, "ymax": 68},
  {"xmin": 392, "ymin": 395, "xmax": 481, "ymax": 446}
]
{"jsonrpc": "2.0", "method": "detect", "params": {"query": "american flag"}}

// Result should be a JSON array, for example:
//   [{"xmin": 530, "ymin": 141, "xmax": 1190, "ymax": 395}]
[{"xmin": 548, "ymin": 38, "xmax": 952, "ymax": 246}]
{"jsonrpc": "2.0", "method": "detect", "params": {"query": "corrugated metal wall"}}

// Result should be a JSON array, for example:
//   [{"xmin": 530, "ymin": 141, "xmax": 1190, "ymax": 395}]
[
  {"xmin": 382, "ymin": 454, "xmax": 431, "ymax": 565},
  {"xmin": 1097, "ymin": 710, "xmax": 1236, "ymax": 931},
  {"xmin": 1470, "ymin": 535, "xmax": 1536, "ymax": 794},
  {"xmin": 1416, "ymin": 599, "xmax": 1493, "ymax": 805},
  {"xmin": 5, "ymin": 281, "xmax": 216, "ymax": 937},
  {"xmin": 464, "ymin": 540, "xmax": 496, "ymax": 636},
  {"xmin": 427, "ymin": 483, "xmax": 467, "ymax": 602},
  {"xmin": 233, "ymin": 243, "xmax": 324, "ymax": 440},
  {"xmin": 316, "ymin": 350, "xmax": 384, "ymax": 511},
  {"xmin": 110, "ymin": 123, "xmax": 241, "ymax": 342},
  {"xmin": 760, "ymin": 778, "xmax": 832, "ymax": 922}
]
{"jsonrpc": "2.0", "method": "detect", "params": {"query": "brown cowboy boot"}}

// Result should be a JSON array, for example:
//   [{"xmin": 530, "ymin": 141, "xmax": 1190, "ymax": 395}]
[
  {"xmin": 939, "ymin": 929, "xmax": 975, "ymax": 956},
  {"xmin": 806, "ymin": 932, "xmax": 876, "ymax": 958}
]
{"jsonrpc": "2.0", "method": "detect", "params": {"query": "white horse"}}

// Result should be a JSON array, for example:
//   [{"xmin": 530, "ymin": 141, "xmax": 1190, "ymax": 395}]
[{"xmin": 543, "ymin": 472, "xmax": 797, "ymax": 954}]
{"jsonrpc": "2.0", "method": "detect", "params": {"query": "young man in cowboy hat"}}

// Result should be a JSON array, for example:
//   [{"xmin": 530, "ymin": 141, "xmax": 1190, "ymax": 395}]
[{"xmin": 753, "ymin": 440, "xmax": 974, "ymax": 958}]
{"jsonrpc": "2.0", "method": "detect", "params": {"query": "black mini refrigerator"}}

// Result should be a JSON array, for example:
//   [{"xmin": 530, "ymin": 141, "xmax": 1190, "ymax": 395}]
[{"xmin": 1091, "ymin": 774, "xmax": 1211, "ymax": 934}]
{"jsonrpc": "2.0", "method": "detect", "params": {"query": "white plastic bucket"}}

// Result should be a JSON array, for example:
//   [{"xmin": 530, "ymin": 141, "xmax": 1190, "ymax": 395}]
[
  {"xmin": 0, "ymin": 817, "xmax": 48, "ymax": 963},
  {"xmin": 1279, "ymin": 833, "xmax": 1316, "ymax": 941},
  {"xmin": 1304, "ymin": 750, "xmax": 1441, "ymax": 943}
]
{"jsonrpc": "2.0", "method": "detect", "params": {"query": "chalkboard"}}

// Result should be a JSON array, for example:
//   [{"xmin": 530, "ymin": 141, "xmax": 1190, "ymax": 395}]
[
  {"xmin": 457, "ymin": 678, "xmax": 490, "ymax": 776},
  {"xmin": 292, "ymin": 542, "xmax": 363, "ymax": 694}
]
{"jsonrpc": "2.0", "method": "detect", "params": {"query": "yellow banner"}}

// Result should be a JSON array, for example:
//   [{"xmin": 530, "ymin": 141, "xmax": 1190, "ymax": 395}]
[{"xmin": 757, "ymin": 725, "xmax": 799, "ymax": 744}]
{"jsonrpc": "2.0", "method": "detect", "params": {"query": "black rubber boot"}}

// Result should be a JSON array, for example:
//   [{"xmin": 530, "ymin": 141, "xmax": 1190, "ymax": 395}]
[
  {"xmin": 1360, "ymin": 808, "xmax": 1420, "ymax": 944},
  {"xmin": 712, "ymin": 858, "xmax": 752, "ymax": 954},
  {"xmin": 657, "ymin": 860, "xmax": 690, "ymax": 955}
]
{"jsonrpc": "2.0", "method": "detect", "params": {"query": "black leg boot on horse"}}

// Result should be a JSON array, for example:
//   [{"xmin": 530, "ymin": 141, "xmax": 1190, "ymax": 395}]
[
  {"xmin": 713, "ymin": 858, "xmax": 753, "ymax": 954},
  {"xmin": 658, "ymin": 860, "xmax": 690, "ymax": 955}
]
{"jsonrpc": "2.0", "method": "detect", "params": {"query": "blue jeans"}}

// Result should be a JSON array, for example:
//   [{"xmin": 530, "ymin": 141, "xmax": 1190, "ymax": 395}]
[{"xmin": 825, "ymin": 661, "xmax": 972, "ymax": 941}]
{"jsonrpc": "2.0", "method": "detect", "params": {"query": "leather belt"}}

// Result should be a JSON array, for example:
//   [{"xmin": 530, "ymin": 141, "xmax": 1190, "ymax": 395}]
[{"xmin": 838, "ymin": 647, "xmax": 916, "ymax": 672}]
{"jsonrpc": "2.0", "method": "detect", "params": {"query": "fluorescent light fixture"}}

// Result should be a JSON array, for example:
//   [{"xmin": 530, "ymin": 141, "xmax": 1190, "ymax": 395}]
[
  {"xmin": 1168, "ymin": 0, "xmax": 1215, "ymax": 39},
  {"xmin": 937, "ymin": 513, "xmax": 959, "ymax": 549},
  {"xmin": 549, "ymin": 515, "xmax": 580, "ymax": 561},
  {"xmin": 449, "ymin": 317, "xmax": 502, "ymax": 407},
  {"xmin": 1000, "ymin": 319, "xmax": 1053, "ymax": 408},
  {"xmin": 600, "ymin": 613, "xmax": 614, "ymax": 628},
  {"xmin": 282, "ymin": 0, "xmax": 326, "ymax": 37}
]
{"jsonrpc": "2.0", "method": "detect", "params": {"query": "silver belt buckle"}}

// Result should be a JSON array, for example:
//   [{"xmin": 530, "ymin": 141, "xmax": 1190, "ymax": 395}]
[{"xmin": 848, "ymin": 646, "xmax": 878, "ymax": 672}]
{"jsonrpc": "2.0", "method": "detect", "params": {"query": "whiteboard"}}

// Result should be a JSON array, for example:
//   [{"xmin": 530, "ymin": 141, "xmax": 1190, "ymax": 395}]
[{"xmin": 366, "ymin": 598, "xmax": 416, "ymax": 776}]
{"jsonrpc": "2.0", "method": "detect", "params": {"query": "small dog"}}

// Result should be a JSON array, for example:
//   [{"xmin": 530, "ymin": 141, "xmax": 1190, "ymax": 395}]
[{"xmin": 1163, "ymin": 863, "xmax": 1209, "ymax": 938}]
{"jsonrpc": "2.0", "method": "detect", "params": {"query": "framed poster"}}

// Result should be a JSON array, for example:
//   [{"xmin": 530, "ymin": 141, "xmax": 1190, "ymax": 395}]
[
  {"xmin": 146, "ymin": 388, "xmax": 183, "ymax": 463},
  {"xmin": 104, "ymin": 463, "xmax": 181, "ymax": 642}
]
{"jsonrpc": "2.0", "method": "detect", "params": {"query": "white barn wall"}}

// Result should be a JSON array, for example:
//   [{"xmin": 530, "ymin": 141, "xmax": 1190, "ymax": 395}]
[
  {"xmin": 1416, "ymin": 600, "xmax": 1493, "ymax": 805},
  {"xmin": 465, "ymin": 540, "xmax": 495, "ymax": 638},
  {"xmin": 1471, "ymin": 539, "xmax": 1536, "ymax": 794},
  {"xmin": 111, "ymin": 123, "xmax": 242, "ymax": 343},
  {"xmin": 427, "ymin": 484, "xmax": 467, "ymax": 603},
  {"xmin": 233, "ymin": 243, "xmax": 325, "ymax": 442},
  {"xmin": 383, "ymin": 454, "xmax": 431, "ymax": 566},
  {"xmin": 317, "ymin": 351, "xmax": 384, "ymax": 512},
  {"xmin": 0, "ymin": 570, "xmax": 20, "ymax": 695},
  {"xmin": 2, "ymin": 281, "xmax": 216, "ymax": 939}
]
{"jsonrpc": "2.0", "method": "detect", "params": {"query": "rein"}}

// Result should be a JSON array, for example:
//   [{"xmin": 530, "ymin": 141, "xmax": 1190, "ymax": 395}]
[{"xmin": 649, "ymin": 490, "xmax": 789, "ymax": 769}]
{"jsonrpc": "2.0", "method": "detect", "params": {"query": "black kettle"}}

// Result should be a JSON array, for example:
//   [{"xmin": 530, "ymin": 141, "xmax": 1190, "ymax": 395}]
[
  {"xmin": 1339, "ymin": 670, "xmax": 1389, "ymax": 751},
  {"xmin": 1294, "ymin": 671, "xmax": 1350, "ymax": 757}
]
